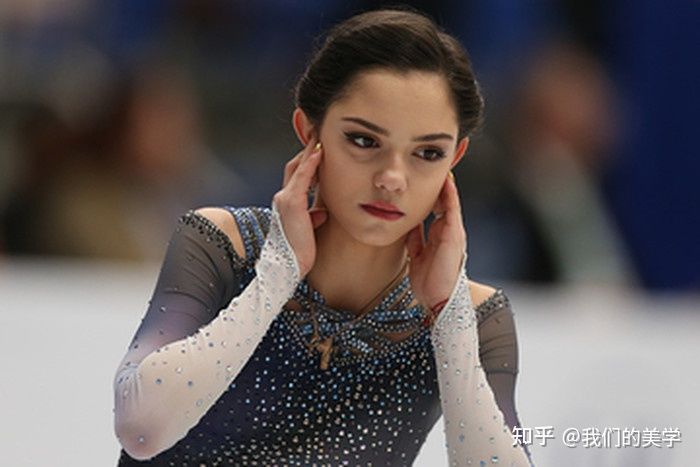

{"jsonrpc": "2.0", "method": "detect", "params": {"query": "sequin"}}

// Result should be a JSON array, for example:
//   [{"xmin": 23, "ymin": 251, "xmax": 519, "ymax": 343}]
[{"xmin": 114, "ymin": 205, "xmax": 531, "ymax": 466}]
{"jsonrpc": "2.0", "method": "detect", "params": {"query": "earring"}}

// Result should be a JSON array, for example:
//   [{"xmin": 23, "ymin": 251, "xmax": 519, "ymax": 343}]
[{"xmin": 313, "ymin": 142, "xmax": 322, "ymax": 152}]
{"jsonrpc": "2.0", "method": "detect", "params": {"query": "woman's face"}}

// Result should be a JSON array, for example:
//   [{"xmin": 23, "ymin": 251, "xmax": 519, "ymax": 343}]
[{"xmin": 308, "ymin": 69, "xmax": 468, "ymax": 247}]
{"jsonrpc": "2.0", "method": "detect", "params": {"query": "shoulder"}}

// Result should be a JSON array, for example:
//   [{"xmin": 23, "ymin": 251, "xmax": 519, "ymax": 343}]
[
  {"xmin": 467, "ymin": 279, "xmax": 499, "ymax": 309},
  {"xmin": 192, "ymin": 205, "xmax": 271, "ymax": 262},
  {"xmin": 193, "ymin": 207, "xmax": 246, "ymax": 260}
]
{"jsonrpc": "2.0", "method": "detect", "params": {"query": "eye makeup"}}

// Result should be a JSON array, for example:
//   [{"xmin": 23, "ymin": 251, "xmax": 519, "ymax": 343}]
[
  {"xmin": 343, "ymin": 131, "xmax": 447, "ymax": 162},
  {"xmin": 344, "ymin": 131, "xmax": 379, "ymax": 149}
]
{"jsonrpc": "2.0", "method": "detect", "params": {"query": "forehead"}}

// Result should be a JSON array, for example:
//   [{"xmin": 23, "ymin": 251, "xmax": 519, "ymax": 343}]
[{"xmin": 326, "ymin": 69, "xmax": 458, "ymax": 136}]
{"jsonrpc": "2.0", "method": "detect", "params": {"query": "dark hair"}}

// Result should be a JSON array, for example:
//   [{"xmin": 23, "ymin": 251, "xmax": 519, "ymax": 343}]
[{"xmin": 294, "ymin": 8, "xmax": 484, "ymax": 140}]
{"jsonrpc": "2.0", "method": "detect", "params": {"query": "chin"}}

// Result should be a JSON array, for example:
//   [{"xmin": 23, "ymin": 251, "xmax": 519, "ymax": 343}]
[
  {"xmin": 332, "ymin": 208, "xmax": 416, "ymax": 247},
  {"xmin": 354, "ymin": 235, "xmax": 399, "ymax": 248},
  {"xmin": 348, "ymin": 224, "xmax": 411, "ymax": 248}
]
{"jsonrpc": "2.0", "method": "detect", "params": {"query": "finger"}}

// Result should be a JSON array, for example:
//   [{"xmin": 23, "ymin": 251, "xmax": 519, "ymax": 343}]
[
  {"xmin": 442, "ymin": 175, "xmax": 466, "ymax": 243},
  {"xmin": 431, "ymin": 194, "xmax": 444, "ymax": 219},
  {"xmin": 437, "ymin": 175, "xmax": 460, "ymax": 224},
  {"xmin": 430, "ymin": 176, "xmax": 450, "ymax": 219},
  {"xmin": 282, "ymin": 138, "xmax": 317, "ymax": 188},
  {"xmin": 288, "ymin": 143, "xmax": 323, "ymax": 196},
  {"xmin": 283, "ymin": 150, "xmax": 305, "ymax": 188},
  {"xmin": 425, "ymin": 177, "xmax": 461, "ymax": 244},
  {"xmin": 405, "ymin": 223, "xmax": 425, "ymax": 259}
]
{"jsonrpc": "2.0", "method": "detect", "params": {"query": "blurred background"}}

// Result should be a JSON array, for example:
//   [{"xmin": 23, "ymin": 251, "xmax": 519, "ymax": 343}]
[{"xmin": 0, "ymin": 1, "xmax": 698, "ymax": 466}]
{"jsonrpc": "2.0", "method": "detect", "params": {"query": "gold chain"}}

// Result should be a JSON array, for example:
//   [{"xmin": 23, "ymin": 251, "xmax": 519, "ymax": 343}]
[{"xmin": 306, "ymin": 256, "xmax": 410, "ymax": 370}]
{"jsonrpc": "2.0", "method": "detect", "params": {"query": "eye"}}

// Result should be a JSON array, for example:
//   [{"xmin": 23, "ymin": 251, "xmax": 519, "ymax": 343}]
[
  {"xmin": 344, "ymin": 132, "xmax": 379, "ymax": 149},
  {"xmin": 415, "ymin": 147, "xmax": 446, "ymax": 162}
]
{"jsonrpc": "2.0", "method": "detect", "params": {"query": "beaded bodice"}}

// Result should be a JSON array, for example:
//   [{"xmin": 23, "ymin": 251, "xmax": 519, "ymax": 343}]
[
  {"xmin": 221, "ymin": 206, "xmax": 433, "ymax": 369},
  {"xmin": 287, "ymin": 276, "xmax": 425, "ymax": 367},
  {"xmin": 114, "ymin": 205, "xmax": 530, "ymax": 466}
]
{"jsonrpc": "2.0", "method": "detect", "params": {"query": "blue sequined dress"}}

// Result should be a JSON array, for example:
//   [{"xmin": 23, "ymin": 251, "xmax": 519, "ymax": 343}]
[{"xmin": 113, "ymin": 204, "xmax": 533, "ymax": 466}]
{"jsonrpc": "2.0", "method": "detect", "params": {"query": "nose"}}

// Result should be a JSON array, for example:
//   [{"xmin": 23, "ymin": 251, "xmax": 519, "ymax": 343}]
[{"xmin": 373, "ymin": 152, "xmax": 407, "ymax": 193}]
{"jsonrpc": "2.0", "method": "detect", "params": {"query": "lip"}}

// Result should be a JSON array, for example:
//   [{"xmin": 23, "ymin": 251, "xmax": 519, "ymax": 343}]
[
  {"xmin": 360, "ymin": 202, "xmax": 405, "ymax": 221},
  {"xmin": 362, "ymin": 201, "xmax": 404, "ymax": 214}
]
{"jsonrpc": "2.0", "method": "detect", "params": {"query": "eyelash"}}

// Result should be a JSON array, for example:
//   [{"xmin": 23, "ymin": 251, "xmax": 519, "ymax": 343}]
[{"xmin": 343, "ymin": 132, "xmax": 446, "ymax": 162}]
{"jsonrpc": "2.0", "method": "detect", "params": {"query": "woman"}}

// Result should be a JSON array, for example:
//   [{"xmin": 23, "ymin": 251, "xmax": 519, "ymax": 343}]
[{"xmin": 114, "ymin": 8, "xmax": 534, "ymax": 466}]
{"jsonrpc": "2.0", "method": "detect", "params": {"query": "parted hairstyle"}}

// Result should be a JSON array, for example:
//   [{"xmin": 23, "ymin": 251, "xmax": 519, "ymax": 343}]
[{"xmin": 294, "ymin": 8, "xmax": 484, "ymax": 141}]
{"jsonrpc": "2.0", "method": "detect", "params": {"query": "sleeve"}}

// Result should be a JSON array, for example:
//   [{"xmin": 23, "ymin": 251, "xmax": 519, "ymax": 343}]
[
  {"xmin": 477, "ymin": 290, "xmax": 535, "ymax": 464},
  {"xmin": 430, "ymin": 250, "xmax": 533, "ymax": 467},
  {"xmin": 113, "ymin": 202, "xmax": 301, "ymax": 461}
]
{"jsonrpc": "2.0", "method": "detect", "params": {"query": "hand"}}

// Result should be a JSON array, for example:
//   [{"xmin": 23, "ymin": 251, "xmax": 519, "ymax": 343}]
[
  {"xmin": 272, "ymin": 138, "xmax": 328, "ymax": 277},
  {"xmin": 405, "ymin": 173, "xmax": 467, "ymax": 318}
]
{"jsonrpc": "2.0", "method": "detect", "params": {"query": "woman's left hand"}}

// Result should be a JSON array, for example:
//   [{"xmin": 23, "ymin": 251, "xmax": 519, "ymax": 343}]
[{"xmin": 405, "ymin": 173, "xmax": 467, "ymax": 319}]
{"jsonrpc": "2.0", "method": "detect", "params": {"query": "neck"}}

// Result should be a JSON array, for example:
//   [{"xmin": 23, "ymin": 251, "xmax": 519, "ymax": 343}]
[{"xmin": 305, "ymin": 216, "xmax": 408, "ymax": 315}]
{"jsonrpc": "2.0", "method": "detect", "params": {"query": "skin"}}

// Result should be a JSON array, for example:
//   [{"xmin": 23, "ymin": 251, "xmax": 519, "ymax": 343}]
[
  {"xmin": 280, "ymin": 69, "xmax": 470, "ymax": 312},
  {"xmin": 197, "ymin": 67, "xmax": 499, "ymax": 316}
]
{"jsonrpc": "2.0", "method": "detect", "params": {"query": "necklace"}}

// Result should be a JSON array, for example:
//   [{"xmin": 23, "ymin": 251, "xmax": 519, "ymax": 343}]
[{"xmin": 305, "ymin": 256, "xmax": 410, "ymax": 370}]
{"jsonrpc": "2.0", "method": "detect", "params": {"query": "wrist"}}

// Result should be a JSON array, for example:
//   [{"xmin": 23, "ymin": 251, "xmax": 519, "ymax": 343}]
[{"xmin": 422, "ymin": 297, "xmax": 449, "ymax": 328}]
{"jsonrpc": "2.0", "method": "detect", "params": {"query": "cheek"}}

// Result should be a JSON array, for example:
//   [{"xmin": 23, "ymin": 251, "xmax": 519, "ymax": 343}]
[
  {"xmin": 319, "ymin": 148, "xmax": 362, "ymax": 187},
  {"xmin": 317, "ymin": 156, "xmax": 350, "ymax": 208},
  {"xmin": 413, "ymin": 180, "xmax": 445, "ymax": 215},
  {"xmin": 318, "ymin": 155, "xmax": 342, "ymax": 192}
]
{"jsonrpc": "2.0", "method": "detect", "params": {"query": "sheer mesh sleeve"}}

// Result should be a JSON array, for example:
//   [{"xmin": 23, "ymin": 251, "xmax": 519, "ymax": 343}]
[
  {"xmin": 113, "ymin": 202, "xmax": 301, "ymax": 460},
  {"xmin": 477, "ymin": 289, "xmax": 534, "ymax": 464},
  {"xmin": 477, "ymin": 289, "xmax": 522, "ymax": 432},
  {"xmin": 430, "ymin": 251, "xmax": 533, "ymax": 466}
]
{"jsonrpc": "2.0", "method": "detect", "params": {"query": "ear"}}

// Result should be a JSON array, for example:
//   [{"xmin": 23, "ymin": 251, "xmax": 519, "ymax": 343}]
[
  {"xmin": 292, "ymin": 108, "xmax": 317, "ymax": 146},
  {"xmin": 450, "ymin": 136, "xmax": 469, "ymax": 169}
]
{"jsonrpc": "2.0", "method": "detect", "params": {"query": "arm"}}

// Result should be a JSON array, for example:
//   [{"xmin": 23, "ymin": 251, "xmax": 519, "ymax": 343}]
[
  {"xmin": 113, "ymin": 202, "xmax": 300, "ymax": 460},
  {"xmin": 477, "ymin": 288, "xmax": 535, "ymax": 463},
  {"xmin": 430, "ymin": 251, "xmax": 532, "ymax": 466}
]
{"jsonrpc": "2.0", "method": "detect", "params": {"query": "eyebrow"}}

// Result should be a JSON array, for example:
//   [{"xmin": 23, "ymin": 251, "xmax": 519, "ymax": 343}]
[{"xmin": 341, "ymin": 116, "xmax": 454, "ymax": 142}]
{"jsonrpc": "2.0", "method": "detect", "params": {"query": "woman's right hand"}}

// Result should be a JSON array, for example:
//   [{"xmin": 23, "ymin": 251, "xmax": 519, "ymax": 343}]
[{"xmin": 272, "ymin": 137, "xmax": 328, "ymax": 277}]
